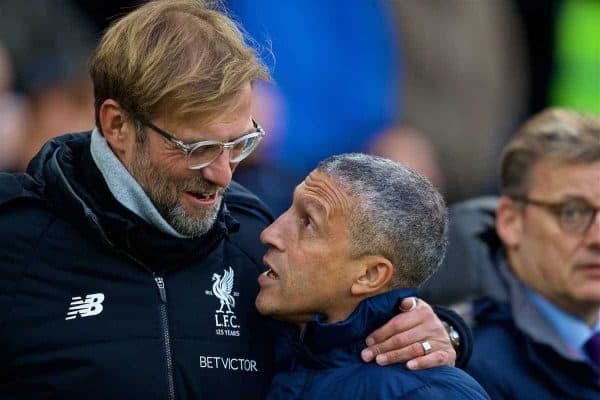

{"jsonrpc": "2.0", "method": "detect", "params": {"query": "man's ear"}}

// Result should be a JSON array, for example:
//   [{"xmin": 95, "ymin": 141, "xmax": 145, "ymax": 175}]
[
  {"xmin": 351, "ymin": 255, "xmax": 394, "ymax": 296},
  {"xmin": 99, "ymin": 99, "xmax": 133, "ymax": 158},
  {"xmin": 496, "ymin": 195, "xmax": 523, "ymax": 248}
]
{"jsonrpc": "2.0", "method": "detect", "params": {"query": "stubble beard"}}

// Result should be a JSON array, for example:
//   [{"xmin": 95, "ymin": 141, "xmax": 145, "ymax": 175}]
[{"xmin": 127, "ymin": 142, "xmax": 224, "ymax": 238}]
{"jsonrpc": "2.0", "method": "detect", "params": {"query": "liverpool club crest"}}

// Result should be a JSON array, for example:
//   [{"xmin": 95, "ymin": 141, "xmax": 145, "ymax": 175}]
[{"xmin": 205, "ymin": 267, "xmax": 240, "ymax": 336}]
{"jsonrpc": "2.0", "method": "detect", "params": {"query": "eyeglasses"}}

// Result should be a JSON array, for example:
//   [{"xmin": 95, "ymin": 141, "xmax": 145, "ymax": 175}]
[
  {"xmin": 136, "ymin": 116, "xmax": 265, "ymax": 170},
  {"xmin": 512, "ymin": 196, "xmax": 600, "ymax": 235}
]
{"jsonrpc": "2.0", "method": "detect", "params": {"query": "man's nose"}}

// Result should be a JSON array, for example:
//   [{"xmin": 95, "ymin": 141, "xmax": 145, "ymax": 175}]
[
  {"xmin": 260, "ymin": 217, "xmax": 285, "ymax": 251},
  {"xmin": 200, "ymin": 151, "xmax": 233, "ymax": 188}
]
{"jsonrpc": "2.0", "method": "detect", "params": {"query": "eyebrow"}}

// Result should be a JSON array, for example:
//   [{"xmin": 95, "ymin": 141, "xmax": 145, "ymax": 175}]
[
  {"xmin": 151, "ymin": 117, "xmax": 259, "ymax": 147},
  {"xmin": 558, "ymin": 194, "xmax": 599, "ymax": 206},
  {"xmin": 292, "ymin": 186, "xmax": 326, "ymax": 217},
  {"xmin": 304, "ymin": 198, "xmax": 326, "ymax": 219},
  {"xmin": 188, "ymin": 120, "xmax": 259, "ymax": 145}
]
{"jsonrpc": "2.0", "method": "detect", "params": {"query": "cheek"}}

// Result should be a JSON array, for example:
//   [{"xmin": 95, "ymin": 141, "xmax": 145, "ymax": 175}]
[
  {"xmin": 525, "ymin": 231, "xmax": 577, "ymax": 283},
  {"xmin": 151, "ymin": 150, "xmax": 187, "ymax": 175},
  {"xmin": 134, "ymin": 157, "xmax": 181, "ymax": 199},
  {"xmin": 283, "ymin": 250, "xmax": 319, "ymax": 290},
  {"xmin": 147, "ymin": 150, "xmax": 197, "ymax": 185}
]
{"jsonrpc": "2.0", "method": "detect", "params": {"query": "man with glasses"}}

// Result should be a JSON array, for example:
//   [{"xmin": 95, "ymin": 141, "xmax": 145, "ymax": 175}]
[
  {"xmin": 0, "ymin": 1, "xmax": 462, "ymax": 398},
  {"xmin": 421, "ymin": 108, "xmax": 600, "ymax": 399}
]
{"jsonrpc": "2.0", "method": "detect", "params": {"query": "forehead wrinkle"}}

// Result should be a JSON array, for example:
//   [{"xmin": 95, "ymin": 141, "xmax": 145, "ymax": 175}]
[{"xmin": 303, "ymin": 171, "xmax": 353, "ymax": 220}]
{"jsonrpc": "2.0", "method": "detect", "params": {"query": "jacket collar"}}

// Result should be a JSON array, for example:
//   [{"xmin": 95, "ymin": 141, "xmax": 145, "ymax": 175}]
[
  {"xmin": 291, "ymin": 288, "xmax": 416, "ymax": 369},
  {"xmin": 499, "ymin": 256, "xmax": 588, "ymax": 362},
  {"xmin": 90, "ymin": 128, "xmax": 189, "ymax": 238},
  {"xmin": 30, "ymin": 132, "xmax": 239, "ymax": 272}
]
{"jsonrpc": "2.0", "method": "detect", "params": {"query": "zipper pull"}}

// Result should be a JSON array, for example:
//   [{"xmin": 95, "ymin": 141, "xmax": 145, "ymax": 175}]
[{"xmin": 154, "ymin": 276, "xmax": 168, "ymax": 304}]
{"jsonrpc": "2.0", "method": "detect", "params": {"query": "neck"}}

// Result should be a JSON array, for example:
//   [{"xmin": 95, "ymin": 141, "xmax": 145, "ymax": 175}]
[{"xmin": 292, "ymin": 296, "xmax": 372, "ymax": 332}]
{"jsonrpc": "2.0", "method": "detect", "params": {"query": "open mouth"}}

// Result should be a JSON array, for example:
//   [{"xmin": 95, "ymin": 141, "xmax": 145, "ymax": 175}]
[
  {"xmin": 263, "ymin": 258, "xmax": 280, "ymax": 280},
  {"xmin": 266, "ymin": 268, "xmax": 279, "ymax": 280},
  {"xmin": 186, "ymin": 191, "xmax": 217, "ymax": 201}
]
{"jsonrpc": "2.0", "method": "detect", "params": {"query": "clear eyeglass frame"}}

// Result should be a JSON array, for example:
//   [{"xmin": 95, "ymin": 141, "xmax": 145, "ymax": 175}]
[{"xmin": 137, "ymin": 116, "xmax": 265, "ymax": 170}]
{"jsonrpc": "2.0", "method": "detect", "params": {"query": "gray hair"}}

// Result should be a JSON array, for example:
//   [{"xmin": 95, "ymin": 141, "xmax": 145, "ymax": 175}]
[{"xmin": 316, "ymin": 153, "xmax": 448, "ymax": 288}]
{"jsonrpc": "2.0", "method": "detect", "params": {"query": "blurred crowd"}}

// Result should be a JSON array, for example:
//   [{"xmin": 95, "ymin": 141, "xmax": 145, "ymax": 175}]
[{"xmin": 0, "ymin": 0, "xmax": 598, "ymax": 215}]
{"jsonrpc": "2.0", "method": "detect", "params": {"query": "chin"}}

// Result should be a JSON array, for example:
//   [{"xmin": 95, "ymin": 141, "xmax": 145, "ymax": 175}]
[{"xmin": 255, "ymin": 293, "xmax": 272, "ymax": 316}]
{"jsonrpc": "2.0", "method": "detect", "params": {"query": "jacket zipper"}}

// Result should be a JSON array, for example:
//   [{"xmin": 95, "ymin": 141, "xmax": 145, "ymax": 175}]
[
  {"xmin": 55, "ymin": 149, "xmax": 178, "ymax": 398},
  {"xmin": 154, "ymin": 275, "xmax": 176, "ymax": 400}
]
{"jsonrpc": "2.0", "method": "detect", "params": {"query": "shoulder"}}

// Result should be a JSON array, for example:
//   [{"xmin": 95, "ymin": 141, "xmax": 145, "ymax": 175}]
[
  {"xmin": 447, "ymin": 196, "xmax": 500, "ymax": 256},
  {"xmin": 419, "ymin": 196, "xmax": 505, "ymax": 304},
  {"xmin": 0, "ymin": 172, "xmax": 55, "ymax": 237},
  {"xmin": 450, "ymin": 196, "xmax": 498, "ymax": 224},
  {"xmin": 0, "ymin": 172, "xmax": 39, "ymax": 205},
  {"xmin": 223, "ymin": 181, "xmax": 274, "ymax": 264},
  {"xmin": 330, "ymin": 364, "xmax": 487, "ymax": 399},
  {"xmin": 446, "ymin": 196, "xmax": 501, "ymax": 259},
  {"xmin": 224, "ymin": 181, "xmax": 274, "ymax": 225},
  {"xmin": 398, "ymin": 366, "xmax": 489, "ymax": 399},
  {"xmin": 342, "ymin": 364, "xmax": 488, "ymax": 400}
]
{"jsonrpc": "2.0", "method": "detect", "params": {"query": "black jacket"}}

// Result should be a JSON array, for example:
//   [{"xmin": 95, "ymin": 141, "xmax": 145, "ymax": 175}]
[{"xmin": 0, "ymin": 133, "xmax": 275, "ymax": 399}]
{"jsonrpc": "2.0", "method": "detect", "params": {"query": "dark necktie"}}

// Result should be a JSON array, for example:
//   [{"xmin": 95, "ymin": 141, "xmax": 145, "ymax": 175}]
[{"xmin": 584, "ymin": 331, "xmax": 600, "ymax": 368}]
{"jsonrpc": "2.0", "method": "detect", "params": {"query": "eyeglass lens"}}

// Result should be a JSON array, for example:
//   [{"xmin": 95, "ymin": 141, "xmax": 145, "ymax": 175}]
[
  {"xmin": 559, "ymin": 201, "xmax": 595, "ymax": 233},
  {"xmin": 188, "ymin": 133, "xmax": 262, "ymax": 169}
]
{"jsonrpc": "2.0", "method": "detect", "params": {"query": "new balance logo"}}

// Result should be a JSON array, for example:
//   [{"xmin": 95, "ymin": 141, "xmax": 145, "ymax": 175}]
[{"xmin": 65, "ymin": 293, "xmax": 105, "ymax": 320}]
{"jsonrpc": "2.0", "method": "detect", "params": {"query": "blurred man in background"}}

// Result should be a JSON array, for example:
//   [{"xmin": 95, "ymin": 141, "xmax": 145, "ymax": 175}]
[{"xmin": 421, "ymin": 108, "xmax": 600, "ymax": 399}]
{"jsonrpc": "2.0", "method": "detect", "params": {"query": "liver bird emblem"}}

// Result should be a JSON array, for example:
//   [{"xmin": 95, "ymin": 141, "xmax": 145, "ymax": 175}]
[{"xmin": 212, "ymin": 267, "xmax": 235, "ymax": 314}]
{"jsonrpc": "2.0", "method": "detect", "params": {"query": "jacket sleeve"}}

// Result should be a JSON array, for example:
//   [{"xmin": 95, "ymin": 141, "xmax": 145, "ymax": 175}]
[{"xmin": 432, "ymin": 305, "xmax": 473, "ymax": 369}]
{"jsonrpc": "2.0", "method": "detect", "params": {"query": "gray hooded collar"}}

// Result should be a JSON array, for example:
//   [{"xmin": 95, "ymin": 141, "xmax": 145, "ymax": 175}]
[
  {"xmin": 89, "ymin": 128, "xmax": 189, "ymax": 238},
  {"xmin": 499, "ymin": 257, "xmax": 583, "ymax": 362}
]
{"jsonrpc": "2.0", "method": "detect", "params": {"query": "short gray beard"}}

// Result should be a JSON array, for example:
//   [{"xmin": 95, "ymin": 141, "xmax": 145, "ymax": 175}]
[
  {"xmin": 166, "ymin": 196, "xmax": 222, "ymax": 237},
  {"xmin": 127, "ymin": 138, "xmax": 225, "ymax": 238}
]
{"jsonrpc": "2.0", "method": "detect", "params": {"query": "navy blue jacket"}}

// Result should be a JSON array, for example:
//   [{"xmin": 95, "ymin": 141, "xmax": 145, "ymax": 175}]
[
  {"xmin": 0, "ymin": 133, "xmax": 276, "ymax": 399},
  {"xmin": 267, "ymin": 289, "xmax": 489, "ymax": 400},
  {"xmin": 423, "ymin": 198, "xmax": 600, "ymax": 399}
]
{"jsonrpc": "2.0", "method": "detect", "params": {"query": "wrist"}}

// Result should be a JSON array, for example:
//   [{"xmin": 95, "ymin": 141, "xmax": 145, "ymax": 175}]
[
  {"xmin": 442, "ymin": 320, "xmax": 461, "ymax": 349},
  {"xmin": 431, "ymin": 305, "xmax": 473, "ymax": 368}
]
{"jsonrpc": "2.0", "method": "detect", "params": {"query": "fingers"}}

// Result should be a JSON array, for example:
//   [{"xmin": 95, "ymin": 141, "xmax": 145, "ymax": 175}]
[
  {"xmin": 361, "ymin": 341, "xmax": 425, "ymax": 365},
  {"xmin": 406, "ymin": 350, "xmax": 454, "ymax": 370},
  {"xmin": 364, "ymin": 301, "xmax": 435, "ymax": 349},
  {"xmin": 362, "ymin": 297, "xmax": 457, "ymax": 368},
  {"xmin": 361, "ymin": 332, "xmax": 453, "ymax": 365}
]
